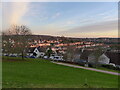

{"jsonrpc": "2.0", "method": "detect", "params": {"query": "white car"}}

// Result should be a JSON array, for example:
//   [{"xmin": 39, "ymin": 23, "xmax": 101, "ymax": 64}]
[
  {"xmin": 53, "ymin": 56, "xmax": 63, "ymax": 61},
  {"xmin": 43, "ymin": 56, "xmax": 48, "ymax": 59},
  {"xmin": 49, "ymin": 56, "xmax": 54, "ymax": 59}
]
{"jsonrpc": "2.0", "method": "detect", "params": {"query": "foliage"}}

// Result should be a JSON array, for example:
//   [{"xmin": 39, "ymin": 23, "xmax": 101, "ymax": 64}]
[
  {"xmin": 63, "ymin": 45, "xmax": 76, "ymax": 62},
  {"xmin": 109, "ymin": 44, "xmax": 120, "ymax": 50},
  {"xmin": 45, "ymin": 47, "xmax": 53, "ymax": 58},
  {"xmin": 90, "ymin": 47, "xmax": 104, "ymax": 67},
  {"xmin": 101, "ymin": 64, "xmax": 120, "ymax": 71}
]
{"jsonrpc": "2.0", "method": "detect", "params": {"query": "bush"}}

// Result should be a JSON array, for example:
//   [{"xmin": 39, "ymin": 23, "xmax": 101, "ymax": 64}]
[
  {"xmin": 77, "ymin": 63, "xmax": 85, "ymax": 66},
  {"xmin": 101, "ymin": 64, "xmax": 119, "ymax": 70},
  {"xmin": 88, "ymin": 63, "xmax": 94, "ymax": 67},
  {"xmin": 102, "ymin": 64, "xmax": 113, "ymax": 68},
  {"xmin": 115, "ymin": 65, "xmax": 120, "ymax": 71}
]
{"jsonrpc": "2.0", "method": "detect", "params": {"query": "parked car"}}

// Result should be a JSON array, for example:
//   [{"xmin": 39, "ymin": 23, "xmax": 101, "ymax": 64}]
[
  {"xmin": 4, "ymin": 54, "xmax": 9, "ymax": 56},
  {"xmin": 30, "ymin": 56, "xmax": 36, "ymax": 58},
  {"xmin": 53, "ymin": 56, "xmax": 63, "ymax": 61},
  {"xmin": 23, "ymin": 56, "xmax": 30, "ymax": 58},
  {"xmin": 43, "ymin": 56, "xmax": 48, "ymax": 59},
  {"xmin": 9, "ymin": 55, "xmax": 17, "ymax": 57}
]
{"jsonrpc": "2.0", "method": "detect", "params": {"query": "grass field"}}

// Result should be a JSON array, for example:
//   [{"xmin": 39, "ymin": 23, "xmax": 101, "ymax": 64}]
[{"xmin": 2, "ymin": 57, "xmax": 119, "ymax": 88}]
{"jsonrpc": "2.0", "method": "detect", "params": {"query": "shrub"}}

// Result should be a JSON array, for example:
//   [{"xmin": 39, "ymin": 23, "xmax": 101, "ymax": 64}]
[{"xmin": 101, "ymin": 64, "xmax": 119, "ymax": 70}]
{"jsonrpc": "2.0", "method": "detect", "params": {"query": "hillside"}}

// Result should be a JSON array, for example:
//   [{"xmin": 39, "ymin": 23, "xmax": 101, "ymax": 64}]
[{"xmin": 2, "ymin": 57, "xmax": 118, "ymax": 88}]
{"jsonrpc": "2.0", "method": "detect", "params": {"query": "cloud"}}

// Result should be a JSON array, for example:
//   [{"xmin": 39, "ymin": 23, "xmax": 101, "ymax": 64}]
[
  {"xmin": 2, "ymin": 2, "xmax": 29, "ymax": 29},
  {"xmin": 66, "ymin": 21, "xmax": 75, "ymax": 25},
  {"xmin": 52, "ymin": 12, "xmax": 61, "ymax": 19},
  {"xmin": 57, "ymin": 20, "xmax": 118, "ymax": 38},
  {"xmin": 66, "ymin": 20, "xmax": 117, "ymax": 33},
  {"xmin": 33, "ymin": 23, "xmax": 60, "ymax": 34},
  {"xmin": 10, "ymin": 2, "xmax": 29, "ymax": 24}
]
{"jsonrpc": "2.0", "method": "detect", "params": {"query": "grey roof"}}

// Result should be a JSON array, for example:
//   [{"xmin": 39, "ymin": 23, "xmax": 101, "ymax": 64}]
[
  {"xmin": 80, "ymin": 50, "xmax": 92, "ymax": 61},
  {"xmin": 105, "ymin": 52, "xmax": 120, "ymax": 65},
  {"xmin": 28, "ymin": 47, "xmax": 36, "ymax": 53},
  {"xmin": 28, "ymin": 46, "xmax": 43, "ymax": 53},
  {"xmin": 80, "ymin": 50, "xmax": 120, "ymax": 65}
]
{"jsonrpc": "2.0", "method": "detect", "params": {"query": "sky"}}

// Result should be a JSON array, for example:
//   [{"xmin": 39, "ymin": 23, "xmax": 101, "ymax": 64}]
[{"xmin": 1, "ymin": 2, "xmax": 118, "ymax": 38}]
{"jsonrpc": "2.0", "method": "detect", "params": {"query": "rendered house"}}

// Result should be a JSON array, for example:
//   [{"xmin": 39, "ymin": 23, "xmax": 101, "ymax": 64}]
[
  {"xmin": 80, "ymin": 49, "xmax": 120, "ymax": 65},
  {"xmin": 64, "ymin": 48, "xmax": 81, "ymax": 62},
  {"xmin": 98, "ymin": 54, "xmax": 110, "ymax": 64},
  {"xmin": 105, "ymin": 52, "xmax": 120, "ymax": 65},
  {"xmin": 28, "ymin": 46, "xmax": 45, "ymax": 58},
  {"xmin": 79, "ymin": 50, "xmax": 91, "ymax": 62},
  {"xmin": 88, "ymin": 52, "xmax": 110, "ymax": 64}
]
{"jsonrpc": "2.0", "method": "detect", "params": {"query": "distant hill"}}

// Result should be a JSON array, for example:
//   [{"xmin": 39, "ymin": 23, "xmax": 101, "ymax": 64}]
[{"xmin": 2, "ymin": 34, "xmax": 119, "ymax": 43}]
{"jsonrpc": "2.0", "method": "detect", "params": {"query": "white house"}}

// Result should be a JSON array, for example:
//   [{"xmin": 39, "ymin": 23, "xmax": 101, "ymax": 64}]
[
  {"xmin": 33, "ymin": 48, "xmax": 45, "ymax": 58},
  {"xmin": 98, "ymin": 54, "xmax": 110, "ymax": 64},
  {"xmin": 28, "ymin": 46, "xmax": 45, "ymax": 58},
  {"xmin": 80, "ymin": 50, "xmax": 120, "ymax": 65},
  {"xmin": 88, "ymin": 53, "xmax": 110, "ymax": 64}
]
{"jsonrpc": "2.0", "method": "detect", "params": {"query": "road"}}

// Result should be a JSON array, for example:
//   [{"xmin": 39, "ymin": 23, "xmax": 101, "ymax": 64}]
[{"xmin": 52, "ymin": 61, "xmax": 120, "ymax": 76}]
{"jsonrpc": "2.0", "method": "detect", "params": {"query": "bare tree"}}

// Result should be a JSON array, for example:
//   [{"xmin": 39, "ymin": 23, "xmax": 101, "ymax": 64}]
[
  {"xmin": 2, "ymin": 25, "xmax": 32, "ymax": 59},
  {"xmin": 91, "ymin": 47, "xmax": 103, "ymax": 67},
  {"xmin": 64, "ymin": 45, "xmax": 76, "ymax": 63}
]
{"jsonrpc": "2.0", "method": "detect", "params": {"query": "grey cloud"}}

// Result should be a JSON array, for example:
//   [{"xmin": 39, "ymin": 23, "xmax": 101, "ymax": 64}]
[{"xmin": 65, "ymin": 20, "xmax": 117, "ymax": 33}]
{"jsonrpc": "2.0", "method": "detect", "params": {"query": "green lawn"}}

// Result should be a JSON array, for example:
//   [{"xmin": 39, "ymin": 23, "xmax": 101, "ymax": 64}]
[{"xmin": 2, "ymin": 57, "xmax": 119, "ymax": 88}]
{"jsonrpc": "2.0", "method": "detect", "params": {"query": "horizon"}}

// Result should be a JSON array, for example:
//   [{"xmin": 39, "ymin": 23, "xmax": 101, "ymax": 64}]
[
  {"xmin": 1, "ymin": 2, "xmax": 118, "ymax": 38},
  {"xmin": 31, "ymin": 34, "xmax": 119, "ymax": 38},
  {"xmin": 3, "ymin": 34, "xmax": 119, "ymax": 39}
]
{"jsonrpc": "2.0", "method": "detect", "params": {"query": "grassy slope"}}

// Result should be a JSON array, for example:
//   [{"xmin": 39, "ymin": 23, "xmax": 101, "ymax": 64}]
[{"xmin": 2, "ymin": 57, "xmax": 119, "ymax": 88}]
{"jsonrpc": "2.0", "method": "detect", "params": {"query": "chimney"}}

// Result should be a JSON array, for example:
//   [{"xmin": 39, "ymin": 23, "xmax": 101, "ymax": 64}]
[{"xmin": 82, "ymin": 48, "xmax": 84, "ymax": 53}]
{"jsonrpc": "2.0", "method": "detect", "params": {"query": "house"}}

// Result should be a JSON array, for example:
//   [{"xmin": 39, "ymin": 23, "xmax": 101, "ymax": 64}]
[
  {"xmin": 44, "ymin": 47, "xmax": 64, "ymax": 61},
  {"xmin": 97, "ymin": 53, "xmax": 110, "ymax": 64},
  {"xmin": 45, "ymin": 47, "xmax": 57, "ymax": 56},
  {"xmin": 79, "ymin": 50, "xmax": 91, "ymax": 62},
  {"xmin": 80, "ymin": 49, "xmax": 120, "ymax": 66},
  {"xmin": 27, "ymin": 46, "xmax": 45, "ymax": 58},
  {"xmin": 73, "ymin": 49, "xmax": 82, "ymax": 61},
  {"xmin": 80, "ymin": 49, "xmax": 109, "ymax": 65},
  {"xmin": 105, "ymin": 52, "xmax": 120, "ymax": 65},
  {"xmin": 77, "ymin": 49, "xmax": 91, "ymax": 65},
  {"xmin": 64, "ymin": 48, "xmax": 81, "ymax": 62},
  {"xmin": 88, "ymin": 51, "xmax": 120, "ymax": 65},
  {"xmin": 88, "ymin": 51, "xmax": 109, "ymax": 64}
]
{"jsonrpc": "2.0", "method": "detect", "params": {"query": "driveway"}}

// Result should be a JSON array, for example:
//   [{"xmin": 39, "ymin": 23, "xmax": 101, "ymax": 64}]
[{"xmin": 52, "ymin": 61, "xmax": 120, "ymax": 76}]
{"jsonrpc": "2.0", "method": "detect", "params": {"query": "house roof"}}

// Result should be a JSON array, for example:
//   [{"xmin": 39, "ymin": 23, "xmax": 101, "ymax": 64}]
[
  {"xmin": 105, "ymin": 52, "xmax": 120, "ymax": 65},
  {"xmin": 39, "ymin": 46, "xmax": 47, "ymax": 52},
  {"xmin": 28, "ymin": 46, "xmax": 46, "ymax": 53},
  {"xmin": 28, "ymin": 47, "xmax": 36, "ymax": 53},
  {"xmin": 80, "ymin": 49, "xmax": 120, "ymax": 65},
  {"xmin": 89, "ymin": 50, "xmax": 104, "ymax": 58},
  {"xmin": 74, "ymin": 49, "xmax": 81, "ymax": 54},
  {"xmin": 80, "ymin": 50, "xmax": 92, "ymax": 61}
]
